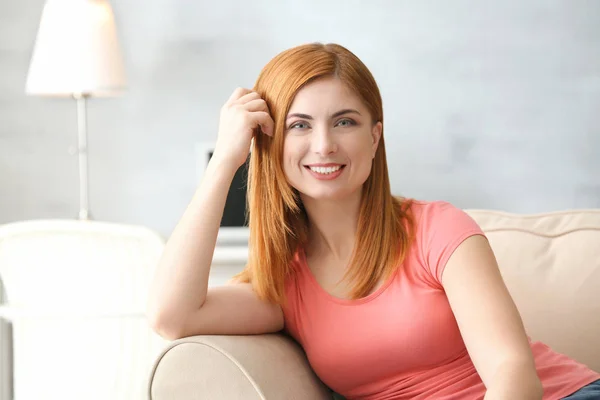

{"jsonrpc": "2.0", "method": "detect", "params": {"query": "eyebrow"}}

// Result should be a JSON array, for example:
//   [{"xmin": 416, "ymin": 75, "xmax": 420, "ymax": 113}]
[{"xmin": 286, "ymin": 108, "xmax": 362, "ymax": 121}]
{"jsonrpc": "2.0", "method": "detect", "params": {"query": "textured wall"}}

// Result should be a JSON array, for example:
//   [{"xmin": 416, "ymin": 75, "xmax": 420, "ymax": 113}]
[{"xmin": 1, "ymin": 0, "xmax": 599, "ymax": 238}]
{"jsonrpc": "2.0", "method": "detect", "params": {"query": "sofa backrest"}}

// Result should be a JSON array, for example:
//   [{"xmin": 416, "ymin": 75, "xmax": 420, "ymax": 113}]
[{"xmin": 466, "ymin": 209, "xmax": 600, "ymax": 373}]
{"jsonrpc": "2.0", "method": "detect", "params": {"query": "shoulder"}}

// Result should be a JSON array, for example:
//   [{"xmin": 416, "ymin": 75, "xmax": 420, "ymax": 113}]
[
  {"xmin": 409, "ymin": 200, "xmax": 479, "ymax": 231},
  {"xmin": 283, "ymin": 249, "xmax": 305, "ymax": 295},
  {"xmin": 410, "ymin": 199, "xmax": 462, "ymax": 218},
  {"xmin": 408, "ymin": 199, "xmax": 485, "ymax": 258},
  {"xmin": 408, "ymin": 199, "xmax": 485, "ymax": 282}
]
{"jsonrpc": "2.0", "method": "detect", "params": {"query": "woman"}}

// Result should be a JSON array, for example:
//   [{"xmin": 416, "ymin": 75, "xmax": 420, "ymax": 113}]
[{"xmin": 147, "ymin": 43, "xmax": 600, "ymax": 399}]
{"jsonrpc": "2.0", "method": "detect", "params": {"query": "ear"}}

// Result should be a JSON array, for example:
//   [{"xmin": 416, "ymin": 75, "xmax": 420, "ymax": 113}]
[{"xmin": 371, "ymin": 121, "xmax": 382, "ymax": 158}]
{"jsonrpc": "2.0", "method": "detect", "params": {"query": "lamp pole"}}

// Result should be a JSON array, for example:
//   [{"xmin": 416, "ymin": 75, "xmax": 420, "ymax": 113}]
[{"xmin": 75, "ymin": 93, "xmax": 90, "ymax": 220}]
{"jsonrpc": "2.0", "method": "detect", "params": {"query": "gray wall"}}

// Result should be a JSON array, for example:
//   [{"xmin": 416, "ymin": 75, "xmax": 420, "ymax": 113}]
[{"xmin": 1, "ymin": 0, "xmax": 599, "ymax": 238}]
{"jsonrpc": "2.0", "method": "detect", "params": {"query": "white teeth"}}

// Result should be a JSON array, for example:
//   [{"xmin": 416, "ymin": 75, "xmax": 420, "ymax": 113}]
[{"xmin": 309, "ymin": 165, "xmax": 342, "ymax": 174}]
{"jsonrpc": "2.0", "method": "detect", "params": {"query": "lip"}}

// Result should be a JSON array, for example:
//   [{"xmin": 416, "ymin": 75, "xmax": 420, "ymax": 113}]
[
  {"xmin": 304, "ymin": 163, "xmax": 345, "ymax": 167},
  {"xmin": 304, "ymin": 164, "xmax": 345, "ymax": 181}
]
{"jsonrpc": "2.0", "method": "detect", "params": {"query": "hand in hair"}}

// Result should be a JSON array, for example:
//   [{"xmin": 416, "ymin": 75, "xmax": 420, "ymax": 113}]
[{"xmin": 212, "ymin": 87, "xmax": 274, "ymax": 170}]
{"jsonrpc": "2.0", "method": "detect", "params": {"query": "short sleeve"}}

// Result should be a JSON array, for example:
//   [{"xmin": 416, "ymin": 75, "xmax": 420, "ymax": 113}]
[{"xmin": 418, "ymin": 201, "xmax": 486, "ymax": 284}]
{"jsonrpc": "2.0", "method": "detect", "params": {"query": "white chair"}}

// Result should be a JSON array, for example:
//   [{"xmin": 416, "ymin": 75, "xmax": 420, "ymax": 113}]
[{"xmin": 0, "ymin": 219, "xmax": 168, "ymax": 400}]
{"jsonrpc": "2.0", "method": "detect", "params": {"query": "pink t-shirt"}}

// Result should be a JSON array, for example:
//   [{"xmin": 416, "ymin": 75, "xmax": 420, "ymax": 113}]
[{"xmin": 282, "ymin": 200, "xmax": 599, "ymax": 400}]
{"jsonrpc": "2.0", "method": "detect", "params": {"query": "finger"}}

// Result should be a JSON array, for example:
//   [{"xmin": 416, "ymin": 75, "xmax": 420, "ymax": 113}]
[
  {"xmin": 227, "ymin": 87, "xmax": 252, "ymax": 103},
  {"xmin": 236, "ymin": 91, "xmax": 261, "ymax": 105},
  {"xmin": 251, "ymin": 111, "xmax": 275, "ymax": 136},
  {"xmin": 243, "ymin": 98, "xmax": 269, "ymax": 113}
]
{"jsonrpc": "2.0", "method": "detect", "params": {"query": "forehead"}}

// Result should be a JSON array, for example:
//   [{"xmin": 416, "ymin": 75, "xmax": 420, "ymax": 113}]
[{"xmin": 287, "ymin": 77, "xmax": 364, "ymax": 114}]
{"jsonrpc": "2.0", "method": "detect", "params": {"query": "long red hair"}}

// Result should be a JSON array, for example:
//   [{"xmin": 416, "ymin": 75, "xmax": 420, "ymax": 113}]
[{"xmin": 232, "ymin": 43, "xmax": 414, "ymax": 303}]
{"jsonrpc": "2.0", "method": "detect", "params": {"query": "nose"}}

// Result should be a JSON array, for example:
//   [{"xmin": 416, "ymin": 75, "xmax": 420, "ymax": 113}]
[{"xmin": 311, "ymin": 125, "xmax": 337, "ymax": 156}]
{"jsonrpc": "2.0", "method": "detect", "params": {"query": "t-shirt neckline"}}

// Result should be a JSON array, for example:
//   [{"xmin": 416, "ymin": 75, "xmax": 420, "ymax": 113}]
[{"xmin": 298, "ymin": 247, "xmax": 397, "ymax": 306}]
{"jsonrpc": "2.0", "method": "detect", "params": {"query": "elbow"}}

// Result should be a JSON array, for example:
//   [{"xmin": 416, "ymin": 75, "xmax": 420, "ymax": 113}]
[
  {"xmin": 523, "ymin": 378, "xmax": 544, "ymax": 400},
  {"xmin": 532, "ymin": 378, "xmax": 544, "ymax": 399},
  {"xmin": 146, "ymin": 306, "xmax": 188, "ymax": 341},
  {"xmin": 154, "ymin": 325, "xmax": 187, "ymax": 342},
  {"xmin": 485, "ymin": 358, "xmax": 543, "ymax": 399}
]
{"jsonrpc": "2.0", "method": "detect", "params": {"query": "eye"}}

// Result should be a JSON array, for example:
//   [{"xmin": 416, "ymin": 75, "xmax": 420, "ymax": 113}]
[
  {"xmin": 335, "ymin": 118, "xmax": 356, "ymax": 127},
  {"xmin": 289, "ymin": 121, "xmax": 309, "ymax": 130}
]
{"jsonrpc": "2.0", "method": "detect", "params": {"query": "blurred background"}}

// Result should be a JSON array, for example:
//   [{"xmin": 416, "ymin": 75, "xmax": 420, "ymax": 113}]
[{"xmin": 1, "ymin": 0, "xmax": 599, "ymax": 239}]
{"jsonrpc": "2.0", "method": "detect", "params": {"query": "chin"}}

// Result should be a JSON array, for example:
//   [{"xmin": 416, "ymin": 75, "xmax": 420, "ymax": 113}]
[
  {"xmin": 304, "ymin": 192, "xmax": 345, "ymax": 201},
  {"xmin": 287, "ymin": 173, "xmax": 365, "ymax": 203},
  {"xmin": 298, "ymin": 186, "xmax": 359, "ymax": 202}
]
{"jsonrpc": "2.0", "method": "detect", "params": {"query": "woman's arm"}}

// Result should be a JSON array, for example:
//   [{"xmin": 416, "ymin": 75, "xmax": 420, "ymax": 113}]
[
  {"xmin": 146, "ymin": 88, "xmax": 277, "ymax": 339},
  {"xmin": 146, "ymin": 156, "xmax": 238, "ymax": 338},
  {"xmin": 441, "ymin": 235, "xmax": 543, "ymax": 400}
]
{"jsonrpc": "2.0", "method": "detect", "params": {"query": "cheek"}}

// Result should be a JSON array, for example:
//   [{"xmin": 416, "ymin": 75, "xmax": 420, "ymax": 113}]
[
  {"xmin": 283, "ymin": 136, "xmax": 306, "ymax": 158},
  {"xmin": 348, "ymin": 136, "xmax": 375, "ymax": 164},
  {"xmin": 282, "ymin": 139, "xmax": 300, "ymax": 176}
]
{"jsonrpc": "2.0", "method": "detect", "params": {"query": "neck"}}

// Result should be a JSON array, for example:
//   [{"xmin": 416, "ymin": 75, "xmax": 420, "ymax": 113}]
[{"xmin": 301, "ymin": 191, "xmax": 362, "ymax": 262}]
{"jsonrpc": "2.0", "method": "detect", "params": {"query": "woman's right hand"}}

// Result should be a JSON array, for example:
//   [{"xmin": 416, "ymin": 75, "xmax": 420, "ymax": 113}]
[{"xmin": 212, "ymin": 88, "xmax": 274, "ymax": 171}]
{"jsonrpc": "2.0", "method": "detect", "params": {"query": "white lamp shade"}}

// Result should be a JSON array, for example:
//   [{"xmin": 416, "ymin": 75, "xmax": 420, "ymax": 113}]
[{"xmin": 26, "ymin": 0, "xmax": 127, "ymax": 97}]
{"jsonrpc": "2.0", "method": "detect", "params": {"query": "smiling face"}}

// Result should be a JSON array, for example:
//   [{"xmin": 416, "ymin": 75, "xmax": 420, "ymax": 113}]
[{"xmin": 282, "ymin": 77, "xmax": 382, "ymax": 202}]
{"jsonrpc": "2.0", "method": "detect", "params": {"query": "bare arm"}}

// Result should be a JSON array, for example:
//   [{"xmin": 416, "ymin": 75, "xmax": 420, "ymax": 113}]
[
  {"xmin": 146, "ymin": 88, "xmax": 282, "ymax": 340},
  {"xmin": 442, "ymin": 235, "xmax": 543, "ymax": 400},
  {"xmin": 146, "ymin": 156, "xmax": 239, "ymax": 338}
]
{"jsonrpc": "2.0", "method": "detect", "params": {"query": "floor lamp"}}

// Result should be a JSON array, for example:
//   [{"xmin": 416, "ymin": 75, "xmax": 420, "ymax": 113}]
[{"xmin": 25, "ymin": 0, "xmax": 127, "ymax": 220}]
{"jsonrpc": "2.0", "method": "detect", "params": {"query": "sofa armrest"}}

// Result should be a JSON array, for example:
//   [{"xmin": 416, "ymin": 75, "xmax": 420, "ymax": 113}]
[{"xmin": 148, "ymin": 333, "xmax": 333, "ymax": 400}]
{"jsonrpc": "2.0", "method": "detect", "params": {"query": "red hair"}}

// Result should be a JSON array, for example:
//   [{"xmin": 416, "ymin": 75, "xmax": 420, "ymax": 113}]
[{"xmin": 232, "ymin": 43, "xmax": 414, "ymax": 303}]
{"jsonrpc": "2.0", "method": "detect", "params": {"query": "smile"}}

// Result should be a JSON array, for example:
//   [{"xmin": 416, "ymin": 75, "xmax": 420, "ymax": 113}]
[{"xmin": 307, "ymin": 165, "xmax": 343, "ymax": 175}]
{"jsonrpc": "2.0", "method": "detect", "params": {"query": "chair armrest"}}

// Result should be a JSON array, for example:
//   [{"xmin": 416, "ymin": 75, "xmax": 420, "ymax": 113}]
[{"xmin": 148, "ymin": 333, "xmax": 332, "ymax": 400}]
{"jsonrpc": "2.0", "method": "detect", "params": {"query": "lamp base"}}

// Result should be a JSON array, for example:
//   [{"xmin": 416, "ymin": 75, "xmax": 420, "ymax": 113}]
[{"xmin": 78, "ymin": 209, "xmax": 91, "ymax": 221}]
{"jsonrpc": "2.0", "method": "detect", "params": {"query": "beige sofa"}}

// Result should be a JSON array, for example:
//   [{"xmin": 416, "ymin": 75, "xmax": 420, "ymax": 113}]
[{"xmin": 148, "ymin": 209, "xmax": 600, "ymax": 399}]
